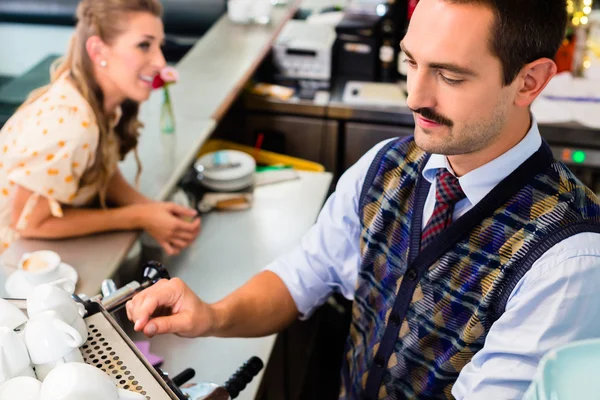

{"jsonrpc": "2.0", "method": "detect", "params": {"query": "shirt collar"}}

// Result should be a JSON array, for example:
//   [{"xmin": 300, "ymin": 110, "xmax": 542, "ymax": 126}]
[{"xmin": 422, "ymin": 116, "xmax": 543, "ymax": 207}]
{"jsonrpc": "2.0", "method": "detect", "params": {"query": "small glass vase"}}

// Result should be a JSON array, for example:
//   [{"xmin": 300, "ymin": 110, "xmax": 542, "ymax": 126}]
[{"xmin": 160, "ymin": 86, "xmax": 175, "ymax": 134}]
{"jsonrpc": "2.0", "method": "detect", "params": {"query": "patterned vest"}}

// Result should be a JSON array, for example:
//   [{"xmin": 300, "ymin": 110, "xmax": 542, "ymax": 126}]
[{"xmin": 340, "ymin": 137, "xmax": 600, "ymax": 399}]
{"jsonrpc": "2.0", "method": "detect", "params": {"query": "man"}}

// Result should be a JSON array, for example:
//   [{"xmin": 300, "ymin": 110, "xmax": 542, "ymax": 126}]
[{"xmin": 126, "ymin": 0, "xmax": 600, "ymax": 398}]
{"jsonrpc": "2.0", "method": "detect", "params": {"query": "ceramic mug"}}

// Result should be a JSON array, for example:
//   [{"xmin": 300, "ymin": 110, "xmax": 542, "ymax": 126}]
[
  {"xmin": 0, "ymin": 298, "xmax": 28, "ymax": 330},
  {"xmin": 0, "ymin": 327, "xmax": 32, "ymax": 384},
  {"xmin": 33, "ymin": 348, "xmax": 84, "ymax": 381},
  {"xmin": 27, "ymin": 279, "xmax": 86, "ymax": 339},
  {"xmin": 24, "ymin": 310, "xmax": 84, "ymax": 366},
  {"xmin": 40, "ymin": 362, "xmax": 145, "ymax": 400},
  {"xmin": 18, "ymin": 250, "xmax": 62, "ymax": 287},
  {"xmin": 0, "ymin": 376, "xmax": 42, "ymax": 400}
]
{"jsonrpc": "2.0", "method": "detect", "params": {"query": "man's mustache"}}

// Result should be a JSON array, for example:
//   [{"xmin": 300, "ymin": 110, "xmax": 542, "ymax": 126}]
[{"xmin": 410, "ymin": 107, "xmax": 454, "ymax": 127}]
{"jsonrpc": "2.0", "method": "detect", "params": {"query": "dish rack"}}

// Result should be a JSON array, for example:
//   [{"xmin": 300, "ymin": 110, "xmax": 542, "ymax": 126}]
[{"xmin": 5, "ymin": 261, "xmax": 263, "ymax": 400}]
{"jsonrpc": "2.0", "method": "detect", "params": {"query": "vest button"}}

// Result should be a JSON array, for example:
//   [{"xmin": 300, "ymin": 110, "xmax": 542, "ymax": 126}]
[
  {"xmin": 375, "ymin": 355, "xmax": 385, "ymax": 368},
  {"xmin": 406, "ymin": 268, "xmax": 418, "ymax": 281},
  {"xmin": 389, "ymin": 314, "xmax": 401, "ymax": 326}
]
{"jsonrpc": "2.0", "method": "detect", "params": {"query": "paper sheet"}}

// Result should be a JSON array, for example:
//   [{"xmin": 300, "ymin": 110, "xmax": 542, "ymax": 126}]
[{"xmin": 533, "ymin": 72, "xmax": 600, "ymax": 128}]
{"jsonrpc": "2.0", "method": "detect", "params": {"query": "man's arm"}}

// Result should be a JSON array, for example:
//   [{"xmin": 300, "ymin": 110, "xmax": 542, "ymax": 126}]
[
  {"xmin": 126, "ymin": 139, "xmax": 396, "ymax": 337},
  {"xmin": 125, "ymin": 272, "xmax": 297, "ymax": 338},
  {"xmin": 452, "ymin": 232, "xmax": 600, "ymax": 399},
  {"xmin": 125, "ymin": 159, "xmax": 369, "ymax": 337}
]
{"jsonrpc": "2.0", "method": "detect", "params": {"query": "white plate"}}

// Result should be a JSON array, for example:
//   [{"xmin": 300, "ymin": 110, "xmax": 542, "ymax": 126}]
[
  {"xmin": 201, "ymin": 173, "xmax": 254, "ymax": 192},
  {"xmin": 196, "ymin": 150, "xmax": 256, "ymax": 182},
  {"xmin": 4, "ymin": 263, "xmax": 78, "ymax": 299}
]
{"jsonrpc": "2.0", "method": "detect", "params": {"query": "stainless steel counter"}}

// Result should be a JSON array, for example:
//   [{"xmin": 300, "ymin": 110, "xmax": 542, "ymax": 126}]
[
  {"xmin": 138, "ymin": 170, "xmax": 333, "ymax": 400},
  {"xmin": 172, "ymin": 3, "xmax": 300, "ymax": 122}
]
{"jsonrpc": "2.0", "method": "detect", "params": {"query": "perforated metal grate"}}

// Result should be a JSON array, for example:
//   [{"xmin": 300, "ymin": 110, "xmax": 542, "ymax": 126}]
[{"xmin": 80, "ymin": 312, "xmax": 174, "ymax": 400}]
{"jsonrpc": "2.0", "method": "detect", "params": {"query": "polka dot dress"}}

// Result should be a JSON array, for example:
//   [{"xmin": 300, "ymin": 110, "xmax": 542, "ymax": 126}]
[{"xmin": 0, "ymin": 72, "xmax": 120, "ymax": 252}]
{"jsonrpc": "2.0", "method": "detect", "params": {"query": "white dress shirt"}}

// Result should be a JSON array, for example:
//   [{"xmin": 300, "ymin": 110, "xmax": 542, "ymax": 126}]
[{"xmin": 265, "ymin": 119, "xmax": 600, "ymax": 399}]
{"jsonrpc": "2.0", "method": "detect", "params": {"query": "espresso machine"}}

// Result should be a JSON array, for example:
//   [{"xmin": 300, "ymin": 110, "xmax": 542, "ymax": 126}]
[{"xmin": 4, "ymin": 262, "xmax": 263, "ymax": 400}]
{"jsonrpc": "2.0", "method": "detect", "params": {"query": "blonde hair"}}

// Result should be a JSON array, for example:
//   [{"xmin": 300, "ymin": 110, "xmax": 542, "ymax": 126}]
[{"xmin": 20, "ymin": 0, "xmax": 163, "ymax": 206}]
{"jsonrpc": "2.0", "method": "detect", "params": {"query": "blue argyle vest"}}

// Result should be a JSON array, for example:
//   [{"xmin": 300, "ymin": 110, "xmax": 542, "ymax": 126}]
[{"xmin": 340, "ymin": 137, "xmax": 600, "ymax": 399}]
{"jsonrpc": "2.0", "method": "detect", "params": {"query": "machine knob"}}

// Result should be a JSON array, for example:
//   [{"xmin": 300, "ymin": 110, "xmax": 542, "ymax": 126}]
[{"xmin": 142, "ymin": 261, "xmax": 170, "ymax": 284}]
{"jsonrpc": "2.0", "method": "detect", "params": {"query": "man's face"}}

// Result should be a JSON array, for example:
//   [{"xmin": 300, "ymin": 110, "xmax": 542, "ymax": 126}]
[{"xmin": 403, "ymin": 0, "xmax": 519, "ymax": 155}]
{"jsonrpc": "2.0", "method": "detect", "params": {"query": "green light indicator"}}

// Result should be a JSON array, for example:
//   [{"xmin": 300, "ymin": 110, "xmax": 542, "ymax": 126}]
[{"xmin": 573, "ymin": 150, "xmax": 586, "ymax": 164}]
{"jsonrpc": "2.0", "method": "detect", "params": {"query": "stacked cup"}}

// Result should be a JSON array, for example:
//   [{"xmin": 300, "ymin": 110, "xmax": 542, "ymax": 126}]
[
  {"xmin": 25, "ymin": 279, "xmax": 87, "ymax": 381},
  {"xmin": 0, "ymin": 280, "xmax": 145, "ymax": 400}
]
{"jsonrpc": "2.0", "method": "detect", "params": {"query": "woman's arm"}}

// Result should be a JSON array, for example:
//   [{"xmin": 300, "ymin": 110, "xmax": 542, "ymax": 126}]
[
  {"xmin": 106, "ymin": 168, "xmax": 151, "ymax": 207},
  {"xmin": 11, "ymin": 185, "xmax": 200, "ymax": 256},
  {"xmin": 12, "ymin": 185, "xmax": 141, "ymax": 239}
]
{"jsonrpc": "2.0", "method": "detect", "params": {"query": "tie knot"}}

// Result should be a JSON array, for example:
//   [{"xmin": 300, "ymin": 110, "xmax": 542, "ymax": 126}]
[{"xmin": 434, "ymin": 169, "xmax": 465, "ymax": 206}]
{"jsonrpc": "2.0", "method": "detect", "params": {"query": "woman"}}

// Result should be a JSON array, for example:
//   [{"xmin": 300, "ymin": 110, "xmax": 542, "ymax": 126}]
[{"xmin": 0, "ymin": 0, "xmax": 200, "ymax": 255}]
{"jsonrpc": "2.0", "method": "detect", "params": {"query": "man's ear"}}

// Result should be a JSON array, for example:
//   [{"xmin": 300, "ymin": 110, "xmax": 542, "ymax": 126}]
[
  {"xmin": 85, "ymin": 35, "xmax": 109, "ymax": 68},
  {"xmin": 514, "ymin": 58, "xmax": 557, "ymax": 107}
]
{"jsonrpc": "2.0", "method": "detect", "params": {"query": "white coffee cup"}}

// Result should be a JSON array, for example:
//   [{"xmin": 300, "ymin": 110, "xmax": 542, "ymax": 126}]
[
  {"xmin": 0, "ymin": 327, "xmax": 32, "ymax": 384},
  {"xmin": 0, "ymin": 376, "xmax": 42, "ymax": 400},
  {"xmin": 250, "ymin": 0, "xmax": 272, "ymax": 24},
  {"xmin": 34, "ymin": 348, "xmax": 84, "ymax": 381},
  {"xmin": 18, "ymin": 250, "xmax": 62, "ymax": 287},
  {"xmin": 0, "ymin": 298, "xmax": 28, "ymax": 330},
  {"xmin": 27, "ymin": 279, "xmax": 87, "ymax": 339},
  {"xmin": 24, "ymin": 310, "xmax": 84, "ymax": 366},
  {"xmin": 227, "ymin": 0, "xmax": 252, "ymax": 23},
  {"xmin": 40, "ymin": 362, "xmax": 145, "ymax": 400}
]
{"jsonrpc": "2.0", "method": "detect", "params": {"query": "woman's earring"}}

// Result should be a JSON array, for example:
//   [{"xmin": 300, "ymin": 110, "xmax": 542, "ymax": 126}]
[{"xmin": 100, "ymin": 60, "xmax": 107, "ymax": 68}]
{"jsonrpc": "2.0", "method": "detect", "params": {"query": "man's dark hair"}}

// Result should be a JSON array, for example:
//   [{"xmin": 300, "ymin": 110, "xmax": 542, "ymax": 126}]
[{"xmin": 447, "ymin": 0, "xmax": 567, "ymax": 85}]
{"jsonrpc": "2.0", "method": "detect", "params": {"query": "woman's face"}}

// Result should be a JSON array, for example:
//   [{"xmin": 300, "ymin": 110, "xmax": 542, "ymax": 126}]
[{"xmin": 98, "ymin": 11, "xmax": 166, "ymax": 104}]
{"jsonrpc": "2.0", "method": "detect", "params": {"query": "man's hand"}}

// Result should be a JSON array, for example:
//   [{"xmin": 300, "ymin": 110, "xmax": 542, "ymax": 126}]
[{"xmin": 125, "ymin": 278, "xmax": 215, "ymax": 338}]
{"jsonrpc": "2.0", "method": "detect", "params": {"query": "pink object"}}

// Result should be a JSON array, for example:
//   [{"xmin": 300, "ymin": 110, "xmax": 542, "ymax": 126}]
[
  {"xmin": 160, "ymin": 66, "xmax": 179, "ymax": 83},
  {"xmin": 152, "ymin": 66, "xmax": 179, "ymax": 89},
  {"xmin": 134, "ymin": 341, "xmax": 163, "ymax": 367}
]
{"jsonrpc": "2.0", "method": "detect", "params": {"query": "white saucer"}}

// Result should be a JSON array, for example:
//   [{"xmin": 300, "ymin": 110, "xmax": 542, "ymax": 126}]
[{"xmin": 4, "ymin": 263, "xmax": 78, "ymax": 299}]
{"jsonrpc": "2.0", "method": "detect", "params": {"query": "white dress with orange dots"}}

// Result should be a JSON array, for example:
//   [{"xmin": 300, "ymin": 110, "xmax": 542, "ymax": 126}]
[{"xmin": 0, "ymin": 72, "xmax": 120, "ymax": 253}]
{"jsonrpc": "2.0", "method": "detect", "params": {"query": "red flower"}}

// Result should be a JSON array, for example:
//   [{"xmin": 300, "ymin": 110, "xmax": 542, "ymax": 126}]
[
  {"xmin": 152, "ymin": 67, "xmax": 179, "ymax": 90},
  {"xmin": 152, "ymin": 74, "xmax": 165, "ymax": 89}
]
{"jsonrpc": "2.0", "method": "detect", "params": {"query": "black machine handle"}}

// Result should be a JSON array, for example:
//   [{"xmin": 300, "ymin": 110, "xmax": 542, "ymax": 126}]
[
  {"xmin": 172, "ymin": 368, "xmax": 196, "ymax": 387},
  {"xmin": 143, "ymin": 260, "xmax": 171, "ymax": 284},
  {"xmin": 155, "ymin": 367, "xmax": 188, "ymax": 400},
  {"xmin": 224, "ymin": 356, "xmax": 264, "ymax": 399}
]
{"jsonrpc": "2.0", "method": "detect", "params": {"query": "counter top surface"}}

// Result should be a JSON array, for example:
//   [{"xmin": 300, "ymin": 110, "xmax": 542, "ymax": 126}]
[{"xmin": 132, "ymin": 170, "xmax": 333, "ymax": 400}]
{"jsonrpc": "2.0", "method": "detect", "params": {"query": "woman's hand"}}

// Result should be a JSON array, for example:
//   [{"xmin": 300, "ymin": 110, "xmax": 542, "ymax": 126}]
[{"xmin": 133, "ymin": 202, "xmax": 201, "ymax": 255}]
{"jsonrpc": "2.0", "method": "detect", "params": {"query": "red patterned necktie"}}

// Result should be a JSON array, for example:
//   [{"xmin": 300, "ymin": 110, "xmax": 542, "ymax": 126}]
[{"xmin": 421, "ymin": 168, "xmax": 466, "ymax": 249}]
